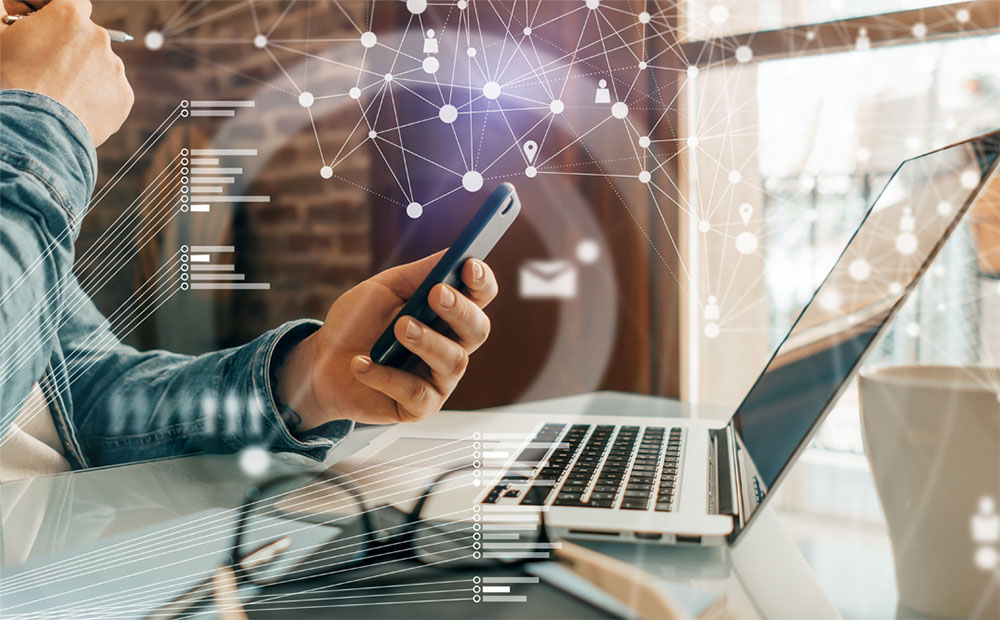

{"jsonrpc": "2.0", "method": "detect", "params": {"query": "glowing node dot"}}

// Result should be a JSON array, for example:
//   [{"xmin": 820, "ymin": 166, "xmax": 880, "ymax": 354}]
[
  {"xmin": 889, "ymin": 282, "xmax": 903, "ymax": 295},
  {"xmin": 687, "ymin": 65, "xmax": 699, "ymax": 78},
  {"xmin": 848, "ymin": 258, "xmax": 871, "ymax": 282},
  {"xmin": 961, "ymin": 169, "xmax": 980, "ymax": 189},
  {"xmin": 735, "ymin": 45, "xmax": 753, "ymax": 63},
  {"xmin": 384, "ymin": 73, "xmax": 394, "ymax": 82},
  {"xmin": 912, "ymin": 22, "xmax": 927, "ymax": 38},
  {"xmin": 728, "ymin": 170, "xmax": 741, "ymax": 184},
  {"xmin": 349, "ymin": 87, "xmax": 361, "ymax": 99},
  {"xmin": 423, "ymin": 56, "xmax": 440, "ymax": 74},
  {"xmin": 439, "ymin": 104, "xmax": 458, "ymax": 124},
  {"xmin": 252, "ymin": 34, "xmax": 267, "ymax": 49},
  {"xmin": 736, "ymin": 231, "xmax": 758, "ymax": 255},
  {"xmin": 586, "ymin": 0, "xmax": 600, "ymax": 9},
  {"xmin": 239, "ymin": 447, "xmax": 270, "ymax": 477},
  {"xmin": 704, "ymin": 322, "xmax": 720, "ymax": 339},
  {"xmin": 320, "ymin": 166, "xmax": 333, "ymax": 179},
  {"xmin": 525, "ymin": 166, "xmax": 537, "ymax": 178},
  {"xmin": 956, "ymin": 8, "xmax": 970, "ymax": 23},
  {"xmin": 406, "ymin": 202, "xmax": 423, "ymax": 219},
  {"xmin": 638, "ymin": 11, "xmax": 651, "ymax": 23},
  {"xmin": 407, "ymin": 0, "xmax": 428, "ymax": 14},
  {"xmin": 937, "ymin": 201, "xmax": 952, "ymax": 216},
  {"xmin": 611, "ymin": 101, "xmax": 629, "ymax": 119},
  {"xmin": 473, "ymin": 479, "xmax": 482, "ymax": 487},
  {"xmin": 144, "ymin": 31, "xmax": 164, "ymax": 50},
  {"xmin": 523, "ymin": 27, "xmax": 532, "ymax": 36},
  {"xmin": 639, "ymin": 136, "xmax": 651, "ymax": 148},
  {"xmin": 550, "ymin": 99, "xmax": 565, "ymax": 114},
  {"xmin": 462, "ymin": 171, "xmax": 484, "ymax": 192},
  {"xmin": 457, "ymin": 0, "xmax": 468, "ymax": 9},
  {"xmin": 905, "ymin": 322, "xmax": 921, "ymax": 338},
  {"xmin": 698, "ymin": 220, "xmax": 711, "ymax": 233},
  {"xmin": 807, "ymin": 29, "xmax": 816, "ymax": 40},
  {"xmin": 638, "ymin": 60, "xmax": 648, "ymax": 70},
  {"xmin": 360, "ymin": 31, "xmax": 377, "ymax": 48},
  {"xmin": 638, "ymin": 170, "xmax": 651, "ymax": 183},
  {"xmin": 857, "ymin": 147, "xmax": 871, "ymax": 163},
  {"xmin": 368, "ymin": 130, "xmax": 377, "ymax": 139},
  {"xmin": 895, "ymin": 232, "xmax": 918, "ymax": 255},
  {"xmin": 709, "ymin": 4, "xmax": 729, "ymax": 23},
  {"xmin": 687, "ymin": 136, "xmax": 699, "ymax": 148},
  {"xmin": 298, "ymin": 91, "xmax": 314, "ymax": 108},
  {"xmin": 483, "ymin": 81, "xmax": 501, "ymax": 100},
  {"xmin": 576, "ymin": 239, "xmax": 600, "ymax": 264},
  {"xmin": 467, "ymin": 47, "xmax": 477, "ymax": 57}
]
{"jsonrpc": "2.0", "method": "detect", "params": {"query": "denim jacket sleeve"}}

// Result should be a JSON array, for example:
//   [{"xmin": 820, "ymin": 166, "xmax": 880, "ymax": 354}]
[
  {"xmin": 0, "ymin": 89, "xmax": 96, "ymax": 436},
  {"xmin": 1, "ymin": 89, "xmax": 352, "ymax": 467},
  {"xmin": 59, "ymin": 279, "xmax": 353, "ymax": 467}
]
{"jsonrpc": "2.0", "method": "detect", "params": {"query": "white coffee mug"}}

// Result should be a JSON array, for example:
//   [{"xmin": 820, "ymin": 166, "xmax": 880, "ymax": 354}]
[{"xmin": 860, "ymin": 365, "xmax": 1000, "ymax": 619}]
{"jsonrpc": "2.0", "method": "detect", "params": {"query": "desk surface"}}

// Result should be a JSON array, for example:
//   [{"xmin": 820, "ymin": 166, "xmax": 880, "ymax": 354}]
[{"xmin": 0, "ymin": 392, "xmax": 849, "ymax": 618}]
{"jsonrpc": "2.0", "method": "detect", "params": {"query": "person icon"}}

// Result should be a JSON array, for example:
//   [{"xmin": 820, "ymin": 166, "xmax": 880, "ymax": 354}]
[
  {"xmin": 595, "ymin": 79, "xmax": 611, "ymax": 104},
  {"xmin": 423, "ymin": 29, "xmax": 439, "ymax": 55},
  {"xmin": 972, "ymin": 496, "xmax": 1000, "ymax": 543},
  {"xmin": 704, "ymin": 296, "xmax": 720, "ymax": 321}
]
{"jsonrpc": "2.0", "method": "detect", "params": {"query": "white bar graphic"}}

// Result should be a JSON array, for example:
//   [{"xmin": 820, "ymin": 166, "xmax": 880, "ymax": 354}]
[
  {"xmin": 190, "ymin": 110, "xmax": 235, "ymax": 117},
  {"xmin": 206, "ymin": 196, "xmax": 271, "ymax": 203},
  {"xmin": 191, "ymin": 168, "xmax": 242, "ymax": 175},
  {"xmin": 191, "ymin": 274, "xmax": 245, "ymax": 281},
  {"xmin": 482, "ymin": 524, "xmax": 538, "ymax": 531},
  {"xmin": 190, "ymin": 158, "xmax": 219, "ymax": 165},
  {"xmin": 190, "ymin": 204, "xmax": 211, "ymax": 212},
  {"xmin": 482, "ymin": 577, "xmax": 539, "ymax": 584},
  {"xmin": 191, "ymin": 149, "xmax": 258, "ymax": 156},
  {"xmin": 190, "ymin": 177, "xmax": 235, "ymax": 184},
  {"xmin": 190, "ymin": 246, "xmax": 235, "ymax": 253},
  {"xmin": 190, "ymin": 100, "xmax": 255, "ymax": 107},
  {"xmin": 189, "ymin": 254, "xmax": 210, "ymax": 263},
  {"xmin": 482, "ymin": 586, "xmax": 510, "ymax": 594},
  {"xmin": 190, "ymin": 283, "xmax": 270, "ymax": 290},
  {"xmin": 482, "ymin": 542, "xmax": 561, "ymax": 549},
  {"xmin": 482, "ymin": 552, "xmax": 548, "ymax": 560},
  {"xmin": 483, "ymin": 451, "xmax": 509, "ymax": 459},
  {"xmin": 191, "ymin": 187, "xmax": 224, "ymax": 193},
  {"xmin": 483, "ymin": 434, "xmax": 534, "ymax": 440},
  {"xmin": 482, "ymin": 595, "xmax": 528, "ymax": 602},
  {"xmin": 191, "ymin": 264, "xmax": 235, "ymax": 271}
]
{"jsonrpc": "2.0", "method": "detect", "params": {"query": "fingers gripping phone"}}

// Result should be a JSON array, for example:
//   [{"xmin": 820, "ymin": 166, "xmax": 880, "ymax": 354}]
[{"xmin": 370, "ymin": 183, "xmax": 522, "ymax": 369}]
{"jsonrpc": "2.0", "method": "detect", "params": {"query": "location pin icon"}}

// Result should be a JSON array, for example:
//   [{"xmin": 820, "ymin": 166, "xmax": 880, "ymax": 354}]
[
  {"xmin": 523, "ymin": 140, "xmax": 538, "ymax": 164},
  {"xmin": 739, "ymin": 202, "xmax": 753, "ymax": 225}
]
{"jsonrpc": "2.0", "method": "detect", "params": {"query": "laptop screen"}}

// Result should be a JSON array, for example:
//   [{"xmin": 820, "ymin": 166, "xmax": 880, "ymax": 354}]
[{"xmin": 729, "ymin": 131, "xmax": 1000, "ymax": 533}]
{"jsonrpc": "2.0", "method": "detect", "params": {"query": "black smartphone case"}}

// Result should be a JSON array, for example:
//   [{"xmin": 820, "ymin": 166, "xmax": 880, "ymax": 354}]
[{"xmin": 369, "ymin": 182, "xmax": 521, "ymax": 368}]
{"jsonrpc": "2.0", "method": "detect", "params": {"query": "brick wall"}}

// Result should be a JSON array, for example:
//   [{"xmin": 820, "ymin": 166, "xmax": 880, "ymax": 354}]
[{"xmin": 84, "ymin": 0, "xmax": 372, "ymax": 350}]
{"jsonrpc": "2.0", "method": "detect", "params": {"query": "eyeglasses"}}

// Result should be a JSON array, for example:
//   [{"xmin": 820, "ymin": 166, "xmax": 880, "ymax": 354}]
[{"xmin": 151, "ymin": 464, "xmax": 553, "ymax": 618}]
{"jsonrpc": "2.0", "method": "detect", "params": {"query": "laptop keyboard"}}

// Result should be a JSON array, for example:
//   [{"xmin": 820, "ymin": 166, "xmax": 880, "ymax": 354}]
[{"xmin": 482, "ymin": 423, "xmax": 684, "ymax": 512}]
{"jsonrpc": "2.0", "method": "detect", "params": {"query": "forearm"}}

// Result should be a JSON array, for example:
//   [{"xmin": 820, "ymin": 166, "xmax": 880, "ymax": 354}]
[
  {"xmin": 0, "ymin": 89, "xmax": 96, "ymax": 427},
  {"xmin": 63, "ymin": 294, "xmax": 353, "ymax": 467}
]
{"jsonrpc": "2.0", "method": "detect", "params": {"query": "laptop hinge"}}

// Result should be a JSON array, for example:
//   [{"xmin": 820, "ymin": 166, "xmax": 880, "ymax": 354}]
[{"xmin": 709, "ymin": 426, "xmax": 740, "ymax": 519}]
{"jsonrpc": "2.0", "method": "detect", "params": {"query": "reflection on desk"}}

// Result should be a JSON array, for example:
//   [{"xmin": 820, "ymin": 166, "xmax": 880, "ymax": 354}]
[{"xmin": 0, "ymin": 393, "xmax": 839, "ymax": 619}]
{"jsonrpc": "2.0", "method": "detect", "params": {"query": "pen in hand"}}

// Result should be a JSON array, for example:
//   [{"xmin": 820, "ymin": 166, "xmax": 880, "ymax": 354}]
[{"xmin": 1, "ymin": 13, "xmax": 133, "ymax": 42}]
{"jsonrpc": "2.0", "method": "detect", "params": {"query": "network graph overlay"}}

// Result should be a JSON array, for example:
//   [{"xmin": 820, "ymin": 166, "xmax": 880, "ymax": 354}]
[{"xmin": 147, "ymin": 1, "xmax": 698, "ymax": 219}]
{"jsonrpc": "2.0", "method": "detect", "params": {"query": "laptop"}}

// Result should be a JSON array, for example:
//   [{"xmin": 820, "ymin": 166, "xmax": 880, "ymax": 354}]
[{"xmin": 344, "ymin": 129, "xmax": 999, "ymax": 547}]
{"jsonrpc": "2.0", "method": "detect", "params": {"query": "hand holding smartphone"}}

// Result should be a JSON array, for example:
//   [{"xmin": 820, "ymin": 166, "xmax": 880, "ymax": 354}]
[{"xmin": 370, "ymin": 183, "xmax": 521, "ymax": 369}]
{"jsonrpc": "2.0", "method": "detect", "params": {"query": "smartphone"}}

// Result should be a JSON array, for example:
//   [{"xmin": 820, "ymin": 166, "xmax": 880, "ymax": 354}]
[{"xmin": 370, "ymin": 182, "xmax": 521, "ymax": 368}]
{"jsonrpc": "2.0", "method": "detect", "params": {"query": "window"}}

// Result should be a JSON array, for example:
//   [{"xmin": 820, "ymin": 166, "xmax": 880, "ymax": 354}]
[{"xmin": 682, "ymin": 18, "xmax": 999, "ymax": 456}]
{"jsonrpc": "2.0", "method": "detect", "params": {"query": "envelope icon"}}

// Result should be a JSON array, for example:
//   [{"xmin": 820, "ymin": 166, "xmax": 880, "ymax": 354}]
[{"xmin": 519, "ymin": 260, "xmax": 577, "ymax": 299}]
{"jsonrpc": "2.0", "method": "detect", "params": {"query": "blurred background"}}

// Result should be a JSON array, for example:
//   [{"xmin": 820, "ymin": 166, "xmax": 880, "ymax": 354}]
[{"xmin": 77, "ymin": 2, "xmax": 997, "ymax": 615}]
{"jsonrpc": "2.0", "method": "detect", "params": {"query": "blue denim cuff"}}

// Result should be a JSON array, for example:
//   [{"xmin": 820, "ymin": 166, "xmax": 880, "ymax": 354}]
[
  {"xmin": 256, "ymin": 319, "xmax": 354, "ymax": 461},
  {"xmin": 0, "ymin": 89, "xmax": 97, "ymax": 237}
]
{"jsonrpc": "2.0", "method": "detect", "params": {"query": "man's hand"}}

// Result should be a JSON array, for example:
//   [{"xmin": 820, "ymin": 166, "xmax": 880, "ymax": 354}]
[
  {"xmin": 276, "ymin": 253, "xmax": 498, "ymax": 428},
  {"xmin": 0, "ymin": 0, "xmax": 133, "ymax": 146}
]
